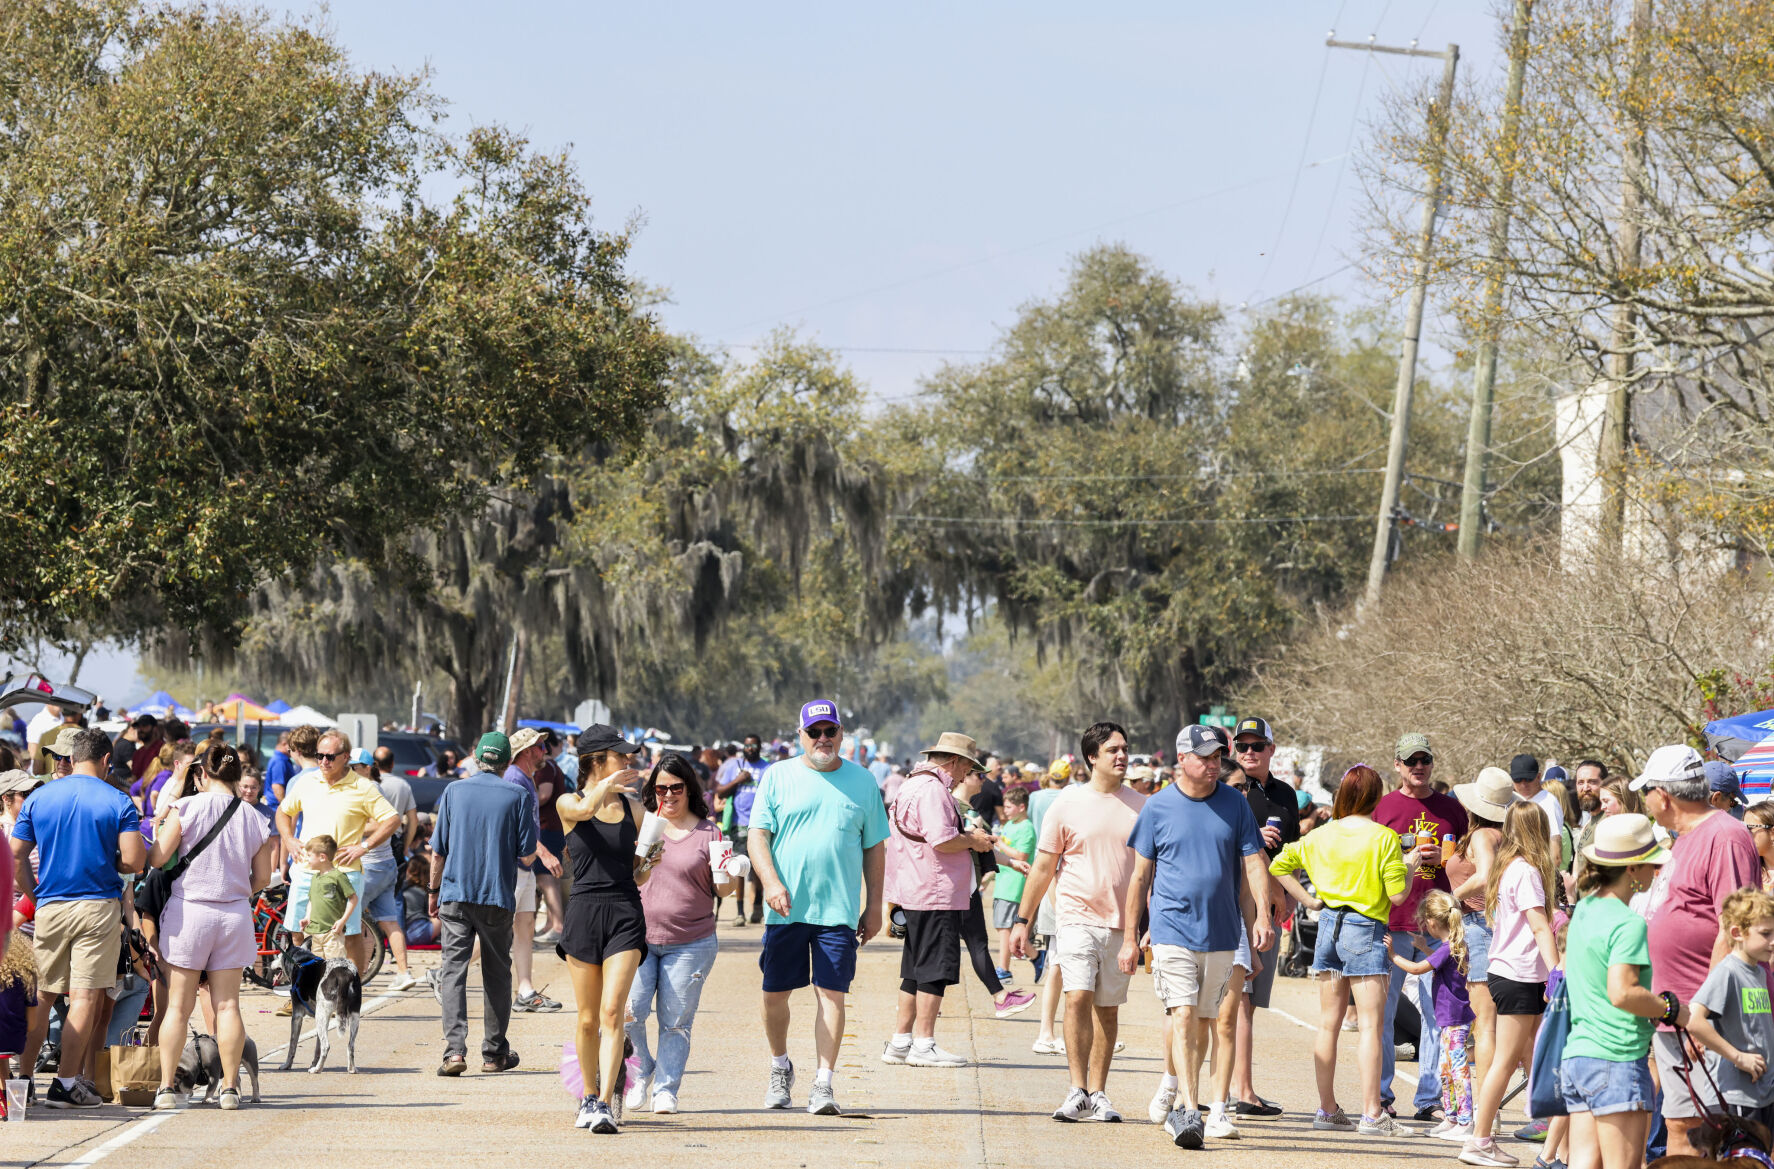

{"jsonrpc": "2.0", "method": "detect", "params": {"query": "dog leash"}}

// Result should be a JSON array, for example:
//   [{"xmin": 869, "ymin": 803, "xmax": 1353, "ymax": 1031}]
[{"xmin": 1672, "ymin": 1026, "xmax": 1774, "ymax": 1165}]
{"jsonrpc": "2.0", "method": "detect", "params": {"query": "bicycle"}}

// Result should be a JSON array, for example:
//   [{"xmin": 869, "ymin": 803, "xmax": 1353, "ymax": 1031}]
[{"xmin": 246, "ymin": 883, "xmax": 387, "ymax": 987}]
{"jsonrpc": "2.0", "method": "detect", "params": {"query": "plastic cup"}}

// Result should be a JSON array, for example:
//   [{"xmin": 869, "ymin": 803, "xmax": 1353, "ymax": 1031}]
[
  {"xmin": 4, "ymin": 1078, "xmax": 26, "ymax": 1121},
  {"xmin": 635, "ymin": 811, "xmax": 666, "ymax": 856}
]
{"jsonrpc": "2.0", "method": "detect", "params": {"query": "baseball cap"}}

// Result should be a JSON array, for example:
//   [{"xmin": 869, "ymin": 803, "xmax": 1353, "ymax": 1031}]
[
  {"xmin": 474, "ymin": 731, "xmax": 512, "ymax": 771},
  {"xmin": 1704, "ymin": 759, "xmax": 1746, "ymax": 806},
  {"xmin": 348, "ymin": 747, "xmax": 374, "ymax": 767},
  {"xmin": 799, "ymin": 699, "xmax": 840, "ymax": 730},
  {"xmin": 42, "ymin": 724, "xmax": 80, "ymax": 757},
  {"xmin": 1394, "ymin": 733, "xmax": 1432, "ymax": 761},
  {"xmin": 1629, "ymin": 743, "xmax": 1706, "ymax": 792},
  {"xmin": 131, "ymin": 713, "xmax": 158, "ymax": 729},
  {"xmin": 508, "ymin": 727, "xmax": 544, "ymax": 756},
  {"xmin": 0, "ymin": 769, "xmax": 42, "ymax": 797},
  {"xmin": 1510, "ymin": 753, "xmax": 1540, "ymax": 783},
  {"xmin": 578, "ymin": 723, "xmax": 641, "ymax": 754},
  {"xmin": 1232, "ymin": 717, "xmax": 1274, "ymax": 744},
  {"xmin": 1176, "ymin": 724, "xmax": 1225, "ymax": 759},
  {"xmin": 1544, "ymin": 764, "xmax": 1569, "ymax": 786}
]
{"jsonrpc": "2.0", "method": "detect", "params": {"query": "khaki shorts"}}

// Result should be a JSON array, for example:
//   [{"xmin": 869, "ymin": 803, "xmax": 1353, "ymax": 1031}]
[
  {"xmin": 35, "ymin": 898, "xmax": 122, "ymax": 995},
  {"xmin": 1053, "ymin": 923, "xmax": 1132, "ymax": 1007},
  {"xmin": 1150, "ymin": 944, "xmax": 1237, "ymax": 1017},
  {"xmin": 515, "ymin": 868, "xmax": 538, "ymax": 914}
]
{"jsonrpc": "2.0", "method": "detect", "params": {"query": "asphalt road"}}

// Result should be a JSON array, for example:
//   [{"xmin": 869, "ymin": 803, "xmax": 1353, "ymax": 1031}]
[{"xmin": 4, "ymin": 921, "xmax": 1537, "ymax": 1168}]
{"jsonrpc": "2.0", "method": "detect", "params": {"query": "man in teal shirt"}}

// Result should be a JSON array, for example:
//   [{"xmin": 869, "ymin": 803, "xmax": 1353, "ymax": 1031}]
[{"xmin": 748, "ymin": 698, "xmax": 889, "ymax": 1120}]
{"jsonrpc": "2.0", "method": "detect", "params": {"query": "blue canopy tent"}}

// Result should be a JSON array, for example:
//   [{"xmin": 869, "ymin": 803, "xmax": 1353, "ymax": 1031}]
[
  {"xmin": 517, "ymin": 718, "xmax": 581, "ymax": 737},
  {"xmin": 1702, "ymin": 708, "xmax": 1774, "ymax": 800},
  {"xmin": 137, "ymin": 689, "xmax": 197, "ymax": 720},
  {"xmin": 264, "ymin": 699, "xmax": 292, "ymax": 715}
]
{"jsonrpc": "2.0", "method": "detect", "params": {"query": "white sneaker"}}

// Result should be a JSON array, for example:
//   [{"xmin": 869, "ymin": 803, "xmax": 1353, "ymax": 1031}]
[
  {"xmin": 651, "ymin": 1090, "xmax": 679, "ymax": 1115},
  {"xmin": 881, "ymin": 1040, "xmax": 911, "ymax": 1065},
  {"xmin": 388, "ymin": 972, "xmax": 417, "ymax": 992},
  {"xmin": 1086, "ymin": 1091, "xmax": 1123, "ymax": 1122},
  {"xmin": 1435, "ymin": 1122, "xmax": 1475, "ymax": 1143},
  {"xmin": 1148, "ymin": 1084, "xmax": 1177, "ymax": 1124},
  {"xmin": 623, "ymin": 1070, "xmax": 651, "ymax": 1112},
  {"xmin": 1459, "ymin": 1139, "xmax": 1520, "ymax": 1167},
  {"xmin": 1053, "ymin": 1087, "xmax": 1092, "ymax": 1122},
  {"xmin": 907, "ymin": 1044, "xmax": 967, "ymax": 1068},
  {"xmin": 1032, "ymin": 1036, "xmax": 1066, "ymax": 1055},
  {"xmin": 1205, "ymin": 1112, "xmax": 1240, "ymax": 1140}
]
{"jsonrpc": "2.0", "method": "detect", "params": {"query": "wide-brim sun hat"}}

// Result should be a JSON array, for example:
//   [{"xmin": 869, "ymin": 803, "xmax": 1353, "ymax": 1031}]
[
  {"xmin": 1454, "ymin": 766, "xmax": 1522, "ymax": 823},
  {"xmin": 920, "ymin": 732, "xmax": 984, "ymax": 772},
  {"xmin": 1582, "ymin": 811, "xmax": 1670, "ymax": 867}
]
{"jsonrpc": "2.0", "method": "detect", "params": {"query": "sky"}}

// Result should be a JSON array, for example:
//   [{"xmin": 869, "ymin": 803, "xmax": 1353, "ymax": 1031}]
[{"xmin": 10, "ymin": 0, "xmax": 1513, "ymax": 710}]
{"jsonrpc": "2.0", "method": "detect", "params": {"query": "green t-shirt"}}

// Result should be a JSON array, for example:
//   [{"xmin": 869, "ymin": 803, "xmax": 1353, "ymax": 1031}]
[
  {"xmin": 305, "ymin": 868, "xmax": 355, "ymax": 936},
  {"xmin": 1563, "ymin": 893, "xmax": 1653, "ymax": 1061},
  {"xmin": 995, "ymin": 817, "xmax": 1038, "ymax": 904},
  {"xmin": 750, "ymin": 756, "xmax": 890, "ymax": 928}
]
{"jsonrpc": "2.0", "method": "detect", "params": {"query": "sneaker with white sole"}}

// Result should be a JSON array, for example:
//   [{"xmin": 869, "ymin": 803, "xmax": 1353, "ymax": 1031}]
[
  {"xmin": 1459, "ymin": 1138, "xmax": 1520, "ymax": 1167},
  {"xmin": 1205, "ymin": 1112, "xmax": 1240, "ymax": 1139},
  {"xmin": 622, "ymin": 1062, "xmax": 650, "ymax": 1113},
  {"xmin": 907, "ymin": 1044, "xmax": 967, "ymax": 1068},
  {"xmin": 1313, "ymin": 1107, "xmax": 1356, "ymax": 1131},
  {"xmin": 1359, "ymin": 1114, "xmax": 1420, "ymax": 1137},
  {"xmin": 881, "ymin": 1040, "xmax": 911, "ymax": 1065},
  {"xmin": 651, "ymin": 1090, "xmax": 678, "ymax": 1115},
  {"xmin": 575, "ymin": 1095, "xmax": 600, "ymax": 1129},
  {"xmin": 387, "ymin": 972, "xmax": 417, "ymax": 992},
  {"xmin": 1052, "ymin": 1087, "xmax": 1092, "ymax": 1122},
  {"xmin": 764, "ymin": 1062, "xmax": 794, "ymax": 1109},
  {"xmin": 1148, "ymin": 1084, "xmax": 1177, "ymax": 1124},
  {"xmin": 1436, "ymin": 1122, "xmax": 1475, "ymax": 1143},
  {"xmin": 1087, "ymin": 1091, "xmax": 1123, "ymax": 1122},
  {"xmin": 806, "ymin": 1080, "xmax": 840, "ymax": 1116},
  {"xmin": 994, "ymin": 989, "xmax": 1035, "ymax": 1018},
  {"xmin": 589, "ymin": 1099, "xmax": 619, "ymax": 1134},
  {"xmin": 1167, "ymin": 1107, "xmax": 1205, "ymax": 1148},
  {"xmin": 44, "ymin": 1078, "xmax": 103, "ymax": 1109},
  {"xmin": 1032, "ymin": 1036, "xmax": 1066, "ymax": 1056}
]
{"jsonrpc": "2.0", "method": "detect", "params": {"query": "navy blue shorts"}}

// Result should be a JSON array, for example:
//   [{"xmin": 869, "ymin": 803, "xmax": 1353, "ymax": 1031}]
[{"xmin": 760, "ymin": 922, "xmax": 858, "ymax": 993}]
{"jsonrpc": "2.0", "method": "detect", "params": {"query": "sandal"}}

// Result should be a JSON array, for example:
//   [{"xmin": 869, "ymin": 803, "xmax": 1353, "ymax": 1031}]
[{"xmin": 218, "ymin": 1087, "xmax": 240, "ymax": 1111}]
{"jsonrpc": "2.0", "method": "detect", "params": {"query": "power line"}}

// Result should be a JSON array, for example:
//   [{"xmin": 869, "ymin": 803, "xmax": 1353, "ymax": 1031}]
[
  {"xmin": 890, "ymin": 514, "xmax": 1371, "ymax": 527},
  {"xmin": 1245, "ymin": 42, "xmax": 1336, "ymax": 304},
  {"xmin": 717, "ymin": 343, "xmax": 991, "ymax": 356},
  {"xmin": 1243, "ymin": 262, "xmax": 1359, "ymax": 309}
]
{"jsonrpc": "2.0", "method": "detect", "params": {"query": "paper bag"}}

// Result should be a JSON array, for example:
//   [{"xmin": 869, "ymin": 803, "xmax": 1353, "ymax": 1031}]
[{"xmin": 108, "ymin": 1044, "xmax": 160, "ymax": 1106}]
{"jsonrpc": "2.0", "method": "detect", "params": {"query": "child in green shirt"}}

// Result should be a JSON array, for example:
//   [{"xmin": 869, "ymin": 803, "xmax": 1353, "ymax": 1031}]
[{"xmin": 299, "ymin": 835, "xmax": 359, "ymax": 960}]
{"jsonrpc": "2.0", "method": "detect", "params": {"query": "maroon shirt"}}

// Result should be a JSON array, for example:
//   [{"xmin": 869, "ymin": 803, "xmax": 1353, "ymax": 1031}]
[
  {"xmin": 639, "ymin": 819, "xmax": 723, "ymax": 946},
  {"xmin": 536, "ymin": 759, "xmax": 567, "ymax": 834},
  {"xmin": 1374, "ymin": 789, "xmax": 1469, "ymax": 932},
  {"xmin": 1649, "ymin": 810, "xmax": 1760, "ymax": 1025}
]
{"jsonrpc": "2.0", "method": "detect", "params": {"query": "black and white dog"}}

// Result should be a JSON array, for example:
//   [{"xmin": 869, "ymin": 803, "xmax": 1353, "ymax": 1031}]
[
  {"xmin": 276, "ymin": 937, "xmax": 362, "ymax": 1074},
  {"xmin": 175, "ymin": 1030, "xmax": 262, "ymax": 1103}
]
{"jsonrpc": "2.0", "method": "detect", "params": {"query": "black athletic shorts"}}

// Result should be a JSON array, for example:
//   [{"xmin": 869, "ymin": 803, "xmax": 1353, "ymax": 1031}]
[
  {"xmin": 899, "ymin": 908, "xmax": 961, "ymax": 990},
  {"xmin": 1487, "ymin": 972, "xmax": 1547, "ymax": 1016},
  {"xmin": 560, "ymin": 895, "xmax": 648, "ymax": 966}
]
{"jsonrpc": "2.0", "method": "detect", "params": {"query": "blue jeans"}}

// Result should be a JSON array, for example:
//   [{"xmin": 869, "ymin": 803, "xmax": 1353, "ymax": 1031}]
[
  {"xmin": 105, "ymin": 975, "xmax": 152, "ymax": 1046},
  {"xmin": 1383, "ymin": 928, "xmax": 1442, "ymax": 1110},
  {"xmin": 625, "ymin": 934, "xmax": 719, "ymax": 1097}
]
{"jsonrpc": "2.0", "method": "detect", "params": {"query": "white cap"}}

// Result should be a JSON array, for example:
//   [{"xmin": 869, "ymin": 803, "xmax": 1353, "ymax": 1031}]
[{"xmin": 1628, "ymin": 744, "xmax": 1706, "ymax": 792}]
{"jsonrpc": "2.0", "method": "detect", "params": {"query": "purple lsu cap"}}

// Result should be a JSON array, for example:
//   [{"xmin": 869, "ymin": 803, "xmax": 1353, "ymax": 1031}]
[{"xmin": 800, "ymin": 699, "xmax": 840, "ymax": 730}]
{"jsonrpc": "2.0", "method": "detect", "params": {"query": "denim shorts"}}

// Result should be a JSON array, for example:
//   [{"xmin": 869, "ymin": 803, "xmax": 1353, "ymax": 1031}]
[
  {"xmin": 1561, "ymin": 1055, "xmax": 1655, "ymax": 1116},
  {"xmin": 1312, "ymin": 907, "xmax": 1390, "ymax": 978},
  {"xmin": 1462, "ymin": 910, "xmax": 1492, "ymax": 983}
]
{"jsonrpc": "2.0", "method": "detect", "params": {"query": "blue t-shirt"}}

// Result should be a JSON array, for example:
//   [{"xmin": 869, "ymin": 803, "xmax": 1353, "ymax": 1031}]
[
  {"xmin": 721, "ymin": 756, "xmax": 768, "ymax": 827},
  {"xmin": 432, "ymin": 771, "xmax": 538, "ymax": 911},
  {"xmin": 1127, "ymin": 781, "xmax": 1263, "ymax": 951},
  {"xmin": 501, "ymin": 764, "xmax": 543, "ymax": 837},
  {"xmin": 263, "ymin": 751, "xmax": 297, "ymax": 810},
  {"xmin": 750, "ymin": 756, "xmax": 889, "ymax": 928},
  {"xmin": 11, "ymin": 773, "xmax": 142, "ymax": 904}
]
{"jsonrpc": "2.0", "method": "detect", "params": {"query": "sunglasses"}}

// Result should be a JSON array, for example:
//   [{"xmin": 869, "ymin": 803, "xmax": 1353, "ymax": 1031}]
[
  {"xmin": 316, "ymin": 751, "xmax": 344, "ymax": 762},
  {"xmin": 805, "ymin": 725, "xmax": 841, "ymax": 741},
  {"xmin": 1234, "ymin": 740, "xmax": 1271, "ymax": 752},
  {"xmin": 655, "ymin": 782, "xmax": 687, "ymax": 795},
  {"xmin": 1402, "ymin": 755, "xmax": 1433, "ymax": 767}
]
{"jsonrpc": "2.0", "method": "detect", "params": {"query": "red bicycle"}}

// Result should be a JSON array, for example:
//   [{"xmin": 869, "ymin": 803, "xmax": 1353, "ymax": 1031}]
[{"xmin": 246, "ymin": 883, "xmax": 386, "ymax": 987}]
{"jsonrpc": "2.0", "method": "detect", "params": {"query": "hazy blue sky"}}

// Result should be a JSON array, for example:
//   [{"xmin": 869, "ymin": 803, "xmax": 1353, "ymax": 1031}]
[{"xmin": 24, "ymin": 0, "xmax": 1514, "ymax": 708}]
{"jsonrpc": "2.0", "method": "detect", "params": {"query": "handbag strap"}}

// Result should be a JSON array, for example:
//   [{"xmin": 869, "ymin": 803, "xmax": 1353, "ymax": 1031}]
[{"xmin": 169, "ymin": 796, "xmax": 243, "ymax": 878}]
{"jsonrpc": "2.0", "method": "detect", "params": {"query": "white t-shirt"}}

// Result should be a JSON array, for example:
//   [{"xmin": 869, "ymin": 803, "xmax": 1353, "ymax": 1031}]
[
  {"xmin": 364, "ymin": 774, "xmax": 416, "ymax": 866},
  {"xmin": 1528, "ymin": 788, "xmax": 1564, "ymax": 840}
]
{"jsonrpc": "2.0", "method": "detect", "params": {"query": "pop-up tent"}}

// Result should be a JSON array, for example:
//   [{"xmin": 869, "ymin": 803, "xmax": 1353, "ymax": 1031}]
[
  {"xmin": 210, "ymin": 695, "xmax": 280, "ymax": 722},
  {"xmin": 264, "ymin": 700, "xmax": 292, "ymax": 715},
  {"xmin": 517, "ymin": 718, "xmax": 581, "ymax": 737},
  {"xmin": 1702, "ymin": 708, "xmax": 1774, "ymax": 800},
  {"xmin": 277, "ymin": 705, "xmax": 337, "ymax": 728},
  {"xmin": 137, "ymin": 689, "xmax": 197, "ymax": 720}
]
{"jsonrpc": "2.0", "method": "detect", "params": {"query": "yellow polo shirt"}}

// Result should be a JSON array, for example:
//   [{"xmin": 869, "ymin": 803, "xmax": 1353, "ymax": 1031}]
[{"xmin": 280, "ymin": 769, "xmax": 397, "ymax": 874}]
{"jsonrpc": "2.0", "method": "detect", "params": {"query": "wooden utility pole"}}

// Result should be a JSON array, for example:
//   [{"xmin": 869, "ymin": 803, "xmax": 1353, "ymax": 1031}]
[
  {"xmin": 1328, "ymin": 36, "xmax": 1461, "ymax": 609},
  {"xmin": 1599, "ymin": 0, "xmax": 1652, "ymax": 550},
  {"xmin": 1457, "ymin": 0, "xmax": 1535, "ymax": 559}
]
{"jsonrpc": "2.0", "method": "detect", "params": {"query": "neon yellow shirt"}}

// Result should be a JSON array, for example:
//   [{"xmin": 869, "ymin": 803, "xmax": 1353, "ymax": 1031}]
[{"xmin": 1269, "ymin": 816, "xmax": 1407, "ymax": 924}]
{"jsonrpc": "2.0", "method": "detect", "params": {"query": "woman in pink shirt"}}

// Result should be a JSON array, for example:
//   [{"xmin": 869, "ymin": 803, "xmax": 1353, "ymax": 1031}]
[{"xmin": 624, "ymin": 754, "xmax": 739, "ymax": 1115}]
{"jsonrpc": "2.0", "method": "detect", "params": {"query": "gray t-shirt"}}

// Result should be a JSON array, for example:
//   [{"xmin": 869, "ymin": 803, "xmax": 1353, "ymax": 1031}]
[
  {"xmin": 1693, "ymin": 953, "xmax": 1774, "ymax": 1106},
  {"xmin": 363, "ymin": 774, "xmax": 416, "ymax": 867}
]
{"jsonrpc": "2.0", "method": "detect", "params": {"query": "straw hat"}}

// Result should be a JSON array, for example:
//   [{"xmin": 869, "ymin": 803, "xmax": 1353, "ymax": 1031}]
[
  {"xmin": 1454, "ymin": 766, "xmax": 1522, "ymax": 823},
  {"xmin": 1581, "ymin": 812, "xmax": 1670, "ymax": 867},
  {"xmin": 920, "ymin": 732, "xmax": 984, "ymax": 772}
]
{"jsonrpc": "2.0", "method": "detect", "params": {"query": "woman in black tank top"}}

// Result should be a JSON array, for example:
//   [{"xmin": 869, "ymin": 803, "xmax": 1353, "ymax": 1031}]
[{"xmin": 555, "ymin": 731, "xmax": 660, "ymax": 1133}]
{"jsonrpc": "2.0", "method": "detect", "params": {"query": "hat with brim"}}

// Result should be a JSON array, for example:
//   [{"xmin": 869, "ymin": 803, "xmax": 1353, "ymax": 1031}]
[
  {"xmin": 1581, "ymin": 812, "xmax": 1670, "ymax": 867},
  {"xmin": 508, "ymin": 727, "xmax": 544, "ymax": 757},
  {"xmin": 42, "ymin": 725, "xmax": 80, "ymax": 757},
  {"xmin": 0, "ymin": 768, "xmax": 42, "ymax": 797},
  {"xmin": 921, "ymin": 732, "xmax": 984, "ymax": 772},
  {"xmin": 1454, "ymin": 766, "xmax": 1522, "ymax": 823},
  {"xmin": 578, "ymin": 723, "xmax": 642, "ymax": 755}
]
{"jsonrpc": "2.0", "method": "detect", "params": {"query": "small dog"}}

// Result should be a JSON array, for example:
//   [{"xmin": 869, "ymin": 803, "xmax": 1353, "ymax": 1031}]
[
  {"xmin": 276, "ymin": 937, "xmax": 362, "ymax": 1074},
  {"xmin": 175, "ymin": 1030, "xmax": 262, "ymax": 1103},
  {"xmin": 1649, "ymin": 1113, "xmax": 1774, "ymax": 1169}
]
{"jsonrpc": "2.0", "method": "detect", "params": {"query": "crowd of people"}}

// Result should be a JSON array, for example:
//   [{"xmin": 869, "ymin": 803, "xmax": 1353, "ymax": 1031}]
[{"xmin": 4, "ymin": 695, "xmax": 1774, "ymax": 1169}]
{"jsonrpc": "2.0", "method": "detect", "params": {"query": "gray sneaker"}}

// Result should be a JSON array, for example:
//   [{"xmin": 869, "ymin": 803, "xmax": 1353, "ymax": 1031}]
[
  {"xmin": 764, "ymin": 1062, "xmax": 794, "ymax": 1109},
  {"xmin": 1053, "ymin": 1087, "xmax": 1093, "ymax": 1122},
  {"xmin": 1359, "ymin": 1114, "xmax": 1421, "ymax": 1138},
  {"xmin": 1313, "ymin": 1107, "xmax": 1356, "ymax": 1131},
  {"xmin": 807, "ymin": 1080, "xmax": 840, "ymax": 1116},
  {"xmin": 906, "ymin": 1044, "xmax": 967, "ymax": 1068},
  {"xmin": 1166, "ymin": 1107, "xmax": 1205, "ymax": 1148}
]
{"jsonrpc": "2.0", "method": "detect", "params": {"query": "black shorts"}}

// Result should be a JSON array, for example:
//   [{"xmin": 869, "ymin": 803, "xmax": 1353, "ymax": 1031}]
[
  {"xmin": 560, "ymin": 895, "xmax": 648, "ymax": 965},
  {"xmin": 899, "ymin": 908, "xmax": 961, "ymax": 990},
  {"xmin": 1488, "ymin": 972, "xmax": 1547, "ymax": 1016}
]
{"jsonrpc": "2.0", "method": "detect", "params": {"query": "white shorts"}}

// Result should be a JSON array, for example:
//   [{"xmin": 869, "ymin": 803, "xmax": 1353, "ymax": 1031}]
[
  {"xmin": 1036, "ymin": 886, "xmax": 1058, "ymax": 938},
  {"xmin": 1053, "ymin": 923, "xmax": 1132, "ymax": 1007},
  {"xmin": 1151, "ymin": 945, "xmax": 1237, "ymax": 1017},
  {"xmin": 515, "ymin": 868, "xmax": 538, "ymax": 914}
]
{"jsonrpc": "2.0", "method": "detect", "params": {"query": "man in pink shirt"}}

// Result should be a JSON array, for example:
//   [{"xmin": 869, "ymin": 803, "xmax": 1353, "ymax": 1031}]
[
  {"xmin": 1633, "ymin": 743, "xmax": 1761, "ymax": 1157},
  {"xmin": 881, "ymin": 732, "xmax": 996, "ymax": 1069},
  {"xmin": 1010, "ymin": 721, "xmax": 1146, "ymax": 1124}
]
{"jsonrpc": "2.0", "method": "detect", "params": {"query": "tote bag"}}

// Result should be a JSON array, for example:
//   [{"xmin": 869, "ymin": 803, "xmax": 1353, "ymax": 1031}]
[{"xmin": 1528, "ymin": 968, "xmax": 1570, "ymax": 1118}]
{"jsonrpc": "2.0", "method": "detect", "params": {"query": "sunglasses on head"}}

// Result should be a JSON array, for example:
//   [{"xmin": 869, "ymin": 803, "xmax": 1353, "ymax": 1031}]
[
  {"xmin": 655, "ymin": 782, "xmax": 687, "ymax": 795},
  {"xmin": 805, "ymin": 724, "xmax": 840, "ymax": 741}
]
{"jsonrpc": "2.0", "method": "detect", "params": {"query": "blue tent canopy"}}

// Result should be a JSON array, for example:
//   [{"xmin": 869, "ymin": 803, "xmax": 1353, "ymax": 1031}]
[
  {"xmin": 264, "ymin": 699, "xmax": 292, "ymax": 715},
  {"xmin": 517, "ymin": 718, "xmax": 582, "ymax": 736},
  {"xmin": 1703, "ymin": 708, "xmax": 1774, "ymax": 799},
  {"xmin": 137, "ymin": 689, "xmax": 196, "ymax": 720}
]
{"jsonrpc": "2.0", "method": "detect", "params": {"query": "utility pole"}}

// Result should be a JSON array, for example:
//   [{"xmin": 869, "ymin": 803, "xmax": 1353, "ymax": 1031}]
[
  {"xmin": 1327, "ymin": 34, "xmax": 1460, "ymax": 610},
  {"xmin": 1457, "ymin": 0, "xmax": 1535, "ymax": 560},
  {"xmin": 1599, "ymin": 0, "xmax": 1652, "ymax": 551}
]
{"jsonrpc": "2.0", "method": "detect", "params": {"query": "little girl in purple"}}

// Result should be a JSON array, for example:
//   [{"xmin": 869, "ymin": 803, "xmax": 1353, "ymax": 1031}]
[{"xmin": 1391, "ymin": 889, "xmax": 1476, "ymax": 1140}]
